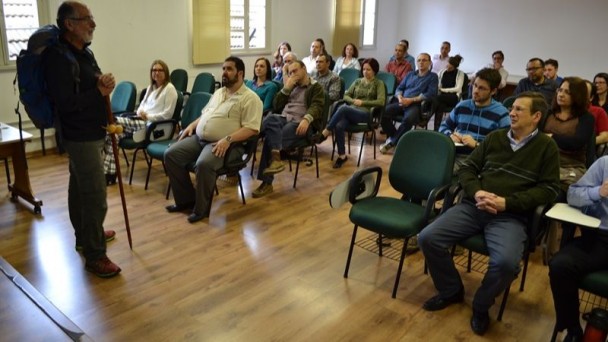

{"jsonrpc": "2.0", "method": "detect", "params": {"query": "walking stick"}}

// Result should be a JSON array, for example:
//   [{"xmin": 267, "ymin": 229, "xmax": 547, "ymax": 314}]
[{"xmin": 104, "ymin": 96, "xmax": 133, "ymax": 249}]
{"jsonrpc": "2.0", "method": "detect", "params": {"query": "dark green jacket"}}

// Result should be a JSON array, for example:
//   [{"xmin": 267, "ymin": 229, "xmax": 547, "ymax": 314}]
[{"xmin": 273, "ymin": 80, "xmax": 326, "ymax": 132}]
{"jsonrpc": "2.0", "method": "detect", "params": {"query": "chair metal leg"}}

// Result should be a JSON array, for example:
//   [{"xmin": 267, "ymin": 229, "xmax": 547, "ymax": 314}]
[
  {"xmin": 122, "ymin": 147, "xmax": 130, "ymax": 167},
  {"xmin": 357, "ymin": 132, "xmax": 365, "ymax": 167},
  {"xmin": 40, "ymin": 128, "xmax": 46, "ymax": 156},
  {"xmin": 238, "ymin": 174, "xmax": 246, "ymax": 204},
  {"xmin": 392, "ymin": 237, "xmax": 410, "ymax": 298},
  {"xmin": 129, "ymin": 149, "xmax": 139, "ymax": 185},
  {"xmin": 497, "ymin": 285, "xmax": 510, "ymax": 321},
  {"xmin": 519, "ymin": 252, "xmax": 530, "ymax": 292},
  {"xmin": 344, "ymin": 225, "xmax": 359, "ymax": 278},
  {"xmin": 144, "ymin": 157, "xmax": 153, "ymax": 190},
  {"xmin": 3, "ymin": 158, "xmax": 11, "ymax": 186},
  {"xmin": 293, "ymin": 149, "xmax": 303, "ymax": 188},
  {"xmin": 467, "ymin": 250, "xmax": 473, "ymax": 272},
  {"xmin": 314, "ymin": 146, "xmax": 319, "ymax": 178},
  {"xmin": 331, "ymin": 132, "xmax": 336, "ymax": 161}
]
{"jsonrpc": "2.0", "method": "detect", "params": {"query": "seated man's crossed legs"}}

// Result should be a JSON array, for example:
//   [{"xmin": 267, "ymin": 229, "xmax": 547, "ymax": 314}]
[
  {"xmin": 418, "ymin": 201, "xmax": 527, "ymax": 335},
  {"xmin": 253, "ymin": 114, "xmax": 304, "ymax": 198},
  {"xmin": 379, "ymin": 102, "xmax": 421, "ymax": 154}
]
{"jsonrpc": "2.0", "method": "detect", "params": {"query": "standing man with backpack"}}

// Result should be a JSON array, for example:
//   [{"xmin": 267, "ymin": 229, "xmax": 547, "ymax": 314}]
[{"xmin": 44, "ymin": 1, "xmax": 121, "ymax": 278}]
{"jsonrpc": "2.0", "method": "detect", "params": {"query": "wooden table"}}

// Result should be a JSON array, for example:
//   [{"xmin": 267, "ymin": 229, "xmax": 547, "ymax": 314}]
[{"xmin": 0, "ymin": 123, "xmax": 42, "ymax": 214}]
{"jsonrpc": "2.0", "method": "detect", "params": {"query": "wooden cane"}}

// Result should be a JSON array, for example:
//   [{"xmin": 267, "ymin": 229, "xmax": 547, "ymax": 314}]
[{"xmin": 104, "ymin": 96, "xmax": 133, "ymax": 249}]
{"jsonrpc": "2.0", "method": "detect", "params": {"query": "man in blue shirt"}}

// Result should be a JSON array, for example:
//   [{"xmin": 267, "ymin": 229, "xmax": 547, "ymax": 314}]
[
  {"xmin": 514, "ymin": 57, "xmax": 557, "ymax": 105},
  {"xmin": 550, "ymin": 156, "xmax": 608, "ymax": 341},
  {"xmin": 379, "ymin": 53, "xmax": 438, "ymax": 154}
]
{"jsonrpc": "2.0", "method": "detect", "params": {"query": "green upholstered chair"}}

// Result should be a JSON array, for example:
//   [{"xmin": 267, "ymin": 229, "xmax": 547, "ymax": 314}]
[
  {"xmin": 339, "ymin": 68, "xmax": 360, "ymax": 92},
  {"xmin": 110, "ymin": 81, "xmax": 137, "ymax": 115},
  {"xmin": 190, "ymin": 72, "xmax": 216, "ymax": 94},
  {"xmin": 119, "ymin": 91, "xmax": 184, "ymax": 185},
  {"xmin": 502, "ymin": 95, "xmax": 516, "ymax": 110},
  {"xmin": 453, "ymin": 188, "xmax": 550, "ymax": 321},
  {"xmin": 580, "ymin": 271, "xmax": 608, "ymax": 299},
  {"xmin": 376, "ymin": 71, "xmax": 397, "ymax": 101},
  {"xmin": 344, "ymin": 130, "xmax": 456, "ymax": 298},
  {"xmin": 170, "ymin": 69, "xmax": 189, "ymax": 94},
  {"xmin": 145, "ymin": 92, "xmax": 211, "ymax": 194}
]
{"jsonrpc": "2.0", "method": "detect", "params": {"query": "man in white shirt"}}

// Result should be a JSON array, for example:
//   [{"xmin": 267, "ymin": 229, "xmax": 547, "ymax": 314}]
[
  {"xmin": 431, "ymin": 41, "xmax": 451, "ymax": 73},
  {"xmin": 302, "ymin": 39, "xmax": 322, "ymax": 75}
]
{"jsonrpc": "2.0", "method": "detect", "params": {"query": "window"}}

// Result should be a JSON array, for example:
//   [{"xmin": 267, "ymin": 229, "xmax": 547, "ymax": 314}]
[
  {"xmin": 0, "ymin": 0, "xmax": 44, "ymax": 66},
  {"xmin": 360, "ymin": 0, "xmax": 377, "ymax": 48},
  {"xmin": 230, "ymin": 0, "xmax": 267, "ymax": 52}
]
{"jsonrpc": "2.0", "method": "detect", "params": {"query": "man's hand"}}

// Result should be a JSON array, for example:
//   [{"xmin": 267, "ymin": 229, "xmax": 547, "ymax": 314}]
[
  {"xmin": 450, "ymin": 132, "xmax": 463, "ymax": 143},
  {"xmin": 599, "ymin": 180, "xmax": 608, "ymax": 197},
  {"xmin": 296, "ymin": 119, "xmax": 310, "ymax": 136},
  {"xmin": 138, "ymin": 111, "xmax": 148, "ymax": 121},
  {"xmin": 212, "ymin": 138, "xmax": 230, "ymax": 158},
  {"xmin": 474, "ymin": 190, "xmax": 506, "ymax": 214},
  {"xmin": 178, "ymin": 122, "xmax": 196, "ymax": 141},
  {"xmin": 353, "ymin": 99, "xmax": 363, "ymax": 107},
  {"xmin": 460, "ymin": 134, "xmax": 477, "ymax": 148},
  {"xmin": 97, "ymin": 73, "xmax": 115, "ymax": 96},
  {"xmin": 399, "ymin": 97, "xmax": 414, "ymax": 107}
]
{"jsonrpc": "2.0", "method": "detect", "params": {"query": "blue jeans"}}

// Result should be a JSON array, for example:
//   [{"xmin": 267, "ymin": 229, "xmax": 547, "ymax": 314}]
[
  {"xmin": 327, "ymin": 105, "xmax": 368, "ymax": 155},
  {"xmin": 257, "ymin": 114, "xmax": 303, "ymax": 184},
  {"xmin": 380, "ymin": 102, "xmax": 422, "ymax": 145},
  {"xmin": 418, "ymin": 200, "xmax": 527, "ymax": 312},
  {"xmin": 63, "ymin": 139, "xmax": 108, "ymax": 261}
]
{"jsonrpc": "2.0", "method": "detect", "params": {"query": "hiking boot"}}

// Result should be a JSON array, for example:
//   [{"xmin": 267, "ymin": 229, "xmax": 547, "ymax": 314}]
[
  {"xmin": 379, "ymin": 142, "xmax": 394, "ymax": 154},
  {"xmin": 262, "ymin": 160, "xmax": 285, "ymax": 175},
  {"xmin": 252, "ymin": 182, "xmax": 273, "ymax": 198},
  {"xmin": 75, "ymin": 230, "xmax": 116, "ymax": 251},
  {"xmin": 85, "ymin": 255, "xmax": 121, "ymax": 278}
]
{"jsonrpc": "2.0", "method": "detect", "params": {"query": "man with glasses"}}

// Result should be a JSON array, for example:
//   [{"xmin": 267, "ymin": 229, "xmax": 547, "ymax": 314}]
[
  {"xmin": 419, "ymin": 92, "xmax": 560, "ymax": 336},
  {"xmin": 313, "ymin": 54, "xmax": 341, "ymax": 102},
  {"xmin": 515, "ymin": 57, "xmax": 557, "ymax": 105},
  {"xmin": 44, "ymin": 1, "xmax": 120, "ymax": 278},
  {"xmin": 379, "ymin": 53, "xmax": 438, "ymax": 154},
  {"xmin": 252, "ymin": 61, "xmax": 325, "ymax": 198}
]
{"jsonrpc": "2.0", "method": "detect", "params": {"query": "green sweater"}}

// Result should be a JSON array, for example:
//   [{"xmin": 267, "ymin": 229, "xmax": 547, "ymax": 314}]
[
  {"xmin": 273, "ymin": 80, "xmax": 326, "ymax": 132},
  {"xmin": 458, "ymin": 128, "xmax": 561, "ymax": 215},
  {"xmin": 343, "ymin": 78, "xmax": 386, "ymax": 112}
]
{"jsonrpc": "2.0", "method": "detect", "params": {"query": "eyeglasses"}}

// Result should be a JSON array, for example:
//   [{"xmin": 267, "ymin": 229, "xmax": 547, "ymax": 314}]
[
  {"xmin": 525, "ymin": 67, "xmax": 542, "ymax": 72},
  {"xmin": 151, "ymin": 69, "xmax": 164, "ymax": 73},
  {"xmin": 69, "ymin": 16, "xmax": 94, "ymax": 22},
  {"xmin": 417, "ymin": 59, "xmax": 430, "ymax": 63}
]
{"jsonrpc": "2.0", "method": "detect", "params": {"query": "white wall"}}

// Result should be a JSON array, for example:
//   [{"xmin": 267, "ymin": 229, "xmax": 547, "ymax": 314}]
[{"xmin": 1, "ymin": 0, "xmax": 607, "ymax": 152}]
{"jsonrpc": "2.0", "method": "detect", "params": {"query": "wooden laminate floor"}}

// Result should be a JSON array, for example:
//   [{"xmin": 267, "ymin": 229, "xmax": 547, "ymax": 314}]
[{"xmin": 0, "ymin": 134, "xmax": 560, "ymax": 341}]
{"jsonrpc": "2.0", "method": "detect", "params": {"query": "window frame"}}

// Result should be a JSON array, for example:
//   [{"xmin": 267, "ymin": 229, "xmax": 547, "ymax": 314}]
[
  {"xmin": 0, "ymin": 0, "xmax": 48, "ymax": 69},
  {"xmin": 229, "ymin": 0, "xmax": 270, "ymax": 55},
  {"xmin": 359, "ymin": 0, "xmax": 377, "ymax": 49}
]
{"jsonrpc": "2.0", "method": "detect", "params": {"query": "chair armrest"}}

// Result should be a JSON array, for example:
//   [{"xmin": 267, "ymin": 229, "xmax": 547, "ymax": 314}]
[
  {"xmin": 348, "ymin": 166, "xmax": 383, "ymax": 204},
  {"xmin": 424, "ymin": 183, "xmax": 452, "ymax": 221},
  {"xmin": 223, "ymin": 134, "xmax": 259, "ymax": 167},
  {"xmin": 146, "ymin": 119, "xmax": 178, "ymax": 143},
  {"xmin": 529, "ymin": 203, "xmax": 552, "ymax": 252}
]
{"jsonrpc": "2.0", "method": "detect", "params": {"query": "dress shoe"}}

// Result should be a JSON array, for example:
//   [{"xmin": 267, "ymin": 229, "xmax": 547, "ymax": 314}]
[
  {"xmin": 187, "ymin": 212, "xmax": 207, "ymax": 223},
  {"xmin": 262, "ymin": 160, "xmax": 285, "ymax": 175},
  {"xmin": 311, "ymin": 132, "xmax": 328, "ymax": 144},
  {"xmin": 422, "ymin": 287, "xmax": 465, "ymax": 311},
  {"xmin": 470, "ymin": 310, "xmax": 490, "ymax": 336},
  {"xmin": 333, "ymin": 156, "xmax": 348, "ymax": 169},
  {"xmin": 252, "ymin": 182, "xmax": 273, "ymax": 198},
  {"xmin": 165, "ymin": 202, "xmax": 194, "ymax": 213}
]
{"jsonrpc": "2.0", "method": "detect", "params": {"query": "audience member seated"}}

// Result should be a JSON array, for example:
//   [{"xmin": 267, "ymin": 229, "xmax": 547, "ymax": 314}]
[
  {"xmin": 302, "ymin": 39, "xmax": 322, "ymax": 75},
  {"xmin": 385, "ymin": 43, "xmax": 412, "ymax": 84},
  {"xmin": 514, "ymin": 57, "xmax": 558, "ymax": 106},
  {"xmin": 439, "ymin": 68, "xmax": 510, "ymax": 171},
  {"xmin": 540, "ymin": 77, "xmax": 594, "ymax": 193},
  {"xmin": 279, "ymin": 52, "xmax": 297, "ymax": 84},
  {"xmin": 272, "ymin": 41, "xmax": 292, "ymax": 82},
  {"xmin": 585, "ymin": 80, "xmax": 608, "ymax": 148},
  {"xmin": 431, "ymin": 41, "xmax": 451, "ymax": 74},
  {"xmin": 419, "ymin": 91, "xmax": 560, "ymax": 336},
  {"xmin": 333, "ymin": 42, "xmax": 360, "ymax": 74},
  {"xmin": 379, "ymin": 53, "xmax": 438, "ymax": 154},
  {"xmin": 252, "ymin": 61, "xmax": 325, "ymax": 198},
  {"xmin": 316, "ymin": 58, "xmax": 386, "ymax": 168},
  {"xmin": 103, "ymin": 59, "xmax": 178, "ymax": 185},
  {"xmin": 470, "ymin": 50, "xmax": 508, "ymax": 92},
  {"xmin": 431, "ymin": 55, "xmax": 465, "ymax": 131},
  {"xmin": 592, "ymin": 72, "xmax": 608, "ymax": 114},
  {"xmin": 313, "ymin": 54, "xmax": 341, "ymax": 103},
  {"xmin": 549, "ymin": 156, "xmax": 608, "ymax": 342},
  {"xmin": 544, "ymin": 58, "xmax": 563, "ymax": 86},
  {"xmin": 389, "ymin": 39, "xmax": 416, "ymax": 71},
  {"xmin": 164, "ymin": 56, "xmax": 262, "ymax": 223},
  {"xmin": 246, "ymin": 57, "xmax": 279, "ymax": 113}
]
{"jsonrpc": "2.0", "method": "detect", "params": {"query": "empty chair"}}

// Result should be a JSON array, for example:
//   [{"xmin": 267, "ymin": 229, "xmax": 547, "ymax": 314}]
[
  {"xmin": 111, "ymin": 81, "xmax": 137, "ymax": 114},
  {"xmin": 170, "ymin": 69, "xmax": 189, "ymax": 94},
  {"xmin": 190, "ymin": 72, "xmax": 216, "ymax": 94}
]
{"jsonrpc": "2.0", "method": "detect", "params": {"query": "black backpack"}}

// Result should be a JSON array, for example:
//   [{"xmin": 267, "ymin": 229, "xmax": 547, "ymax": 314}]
[{"xmin": 13, "ymin": 25, "xmax": 79, "ymax": 129}]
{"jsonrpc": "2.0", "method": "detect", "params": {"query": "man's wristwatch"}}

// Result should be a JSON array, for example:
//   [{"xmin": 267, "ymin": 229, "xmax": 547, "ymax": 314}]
[{"xmin": 225, "ymin": 135, "xmax": 232, "ymax": 143}]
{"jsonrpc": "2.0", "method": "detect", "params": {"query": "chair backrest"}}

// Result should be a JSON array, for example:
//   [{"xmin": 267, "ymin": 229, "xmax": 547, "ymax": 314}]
[
  {"xmin": 111, "ymin": 81, "xmax": 137, "ymax": 113},
  {"xmin": 172, "ymin": 91, "xmax": 184, "ymax": 121},
  {"xmin": 272, "ymin": 80, "xmax": 283, "ymax": 91},
  {"xmin": 191, "ymin": 72, "xmax": 216, "ymax": 94},
  {"xmin": 170, "ymin": 69, "xmax": 189, "ymax": 93},
  {"xmin": 339, "ymin": 68, "xmax": 360, "ymax": 91},
  {"xmin": 460, "ymin": 73, "xmax": 470, "ymax": 100},
  {"xmin": 389, "ymin": 130, "xmax": 455, "ymax": 202},
  {"xmin": 339, "ymin": 77, "xmax": 346, "ymax": 99},
  {"xmin": 580, "ymin": 270, "xmax": 608, "ymax": 298},
  {"xmin": 376, "ymin": 71, "xmax": 397, "ymax": 98},
  {"xmin": 181, "ymin": 92, "xmax": 212, "ymax": 128},
  {"xmin": 502, "ymin": 96, "xmax": 516, "ymax": 110}
]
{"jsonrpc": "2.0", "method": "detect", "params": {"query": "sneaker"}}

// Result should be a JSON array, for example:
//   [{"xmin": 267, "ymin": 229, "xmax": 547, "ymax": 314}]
[
  {"xmin": 133, "ymin": 129, "xmax": 146, "ymax": 143},
  {"xmin": 85, "ymin": 255, "xmax": 121, "ymax": 278},
  {"xmin": 252, "ymin": 182, "xmax": 273, "ymax": 198},
  {"xmin": 379, "ymin": 142, "xmax": 394, "ymax": 154},
  {"xmin": 76, "ymin": 230, "xmax": 116, "ymax": 251},
  {"xmin": 262, "ymin": 160, "xmax": 285, "ymax": 175}
]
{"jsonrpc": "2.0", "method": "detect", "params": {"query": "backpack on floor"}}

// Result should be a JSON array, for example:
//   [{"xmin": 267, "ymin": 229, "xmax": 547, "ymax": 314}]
[{"xmin": 13, "ymin": 25, "xmax": 79, "ymax": 129}]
